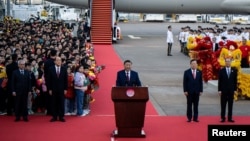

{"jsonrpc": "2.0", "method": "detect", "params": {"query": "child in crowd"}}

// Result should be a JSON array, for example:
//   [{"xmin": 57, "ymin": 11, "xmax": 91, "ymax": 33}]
[
  {"xmin": 74, "ymin": 65, "xmax": 87, "ymax": 116},
  {"xmin": 25, "ymin": 63, "xmax": 36, "ymax": 115}
]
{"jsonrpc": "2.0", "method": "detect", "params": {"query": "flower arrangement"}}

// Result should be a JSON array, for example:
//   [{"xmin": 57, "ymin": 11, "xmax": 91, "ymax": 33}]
[
  {"xmin": 84, "ymin": 55, "xmax": 106, "ymax": 103},
  {"xmin": 85, "ymin": 42, "xmax": 94, "ymax": 57}
]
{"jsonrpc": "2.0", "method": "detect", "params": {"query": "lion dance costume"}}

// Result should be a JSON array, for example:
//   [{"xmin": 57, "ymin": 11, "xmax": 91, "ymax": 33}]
[{"xmin": 187, "ymin": 36, "xmax": 220, "ymax": 82}]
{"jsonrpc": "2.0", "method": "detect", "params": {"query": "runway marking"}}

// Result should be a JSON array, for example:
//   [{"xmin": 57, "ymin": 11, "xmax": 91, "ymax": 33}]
[{"xmin": 128, "ymin": 35, "xmax": 142, "ymax": 39}]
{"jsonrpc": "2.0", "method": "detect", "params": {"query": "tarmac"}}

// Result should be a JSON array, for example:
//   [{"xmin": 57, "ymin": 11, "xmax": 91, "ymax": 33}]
[{"xmin": 112, "ymin": 21, "xmax": 250, "ymax": 116}]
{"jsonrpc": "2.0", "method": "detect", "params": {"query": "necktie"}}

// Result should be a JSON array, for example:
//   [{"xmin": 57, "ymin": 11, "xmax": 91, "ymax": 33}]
[
  {"xmin": 227, "ymin": 68, "xmax": 230, "ymax": 78},
  {"xmin": 57, "ymin": 67, "xmax": 60, "ymax": 77},
  {"xmin": 21, "ymin": 70, "xmax": 24, "ymax": 75},
  {"xmin": 126, "ymin": 72, "xmax": 129, "ymax": 81},
  {"xmin": 192, "ymin": 70, "xmax": 196, "ymax": 79}
]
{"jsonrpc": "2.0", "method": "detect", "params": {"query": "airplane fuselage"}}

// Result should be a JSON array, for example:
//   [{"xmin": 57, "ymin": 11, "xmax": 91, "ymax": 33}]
[{"xmin": 47, "ymin": 0, "xmax": 250, "ymax": 14}]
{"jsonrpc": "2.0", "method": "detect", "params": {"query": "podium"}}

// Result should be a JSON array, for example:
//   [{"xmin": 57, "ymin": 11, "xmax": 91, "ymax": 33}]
[{"xmin": 111, "ymin": 87, "xmax": 149, "ymax": 138}]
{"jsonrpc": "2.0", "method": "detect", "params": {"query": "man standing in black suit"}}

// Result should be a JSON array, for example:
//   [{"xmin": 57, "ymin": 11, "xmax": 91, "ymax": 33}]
[
  {"xmin": 116, "ymin": 60, "xmax": 141, "ymax": 87},
  {"xmin": 44, "ymin": 49, "xmax": 57, "ymax": 115},
  {"xmin": 11, "ymin": 60, "xmax": 32, "ymax": 122},
  {"xmin": 218, "ymin": 58, "xmax": 238, "ymax": 123},
  {"xmin": 47, "ymin": 57, "xmax": 68, "ymax": 122},
  {"xmin": 183, "ymin": 59, "xmax": 203, "ymax": 122},
  {"xmin": 6, "ymin": 54, "xmax": 18, "ymax": 115}
]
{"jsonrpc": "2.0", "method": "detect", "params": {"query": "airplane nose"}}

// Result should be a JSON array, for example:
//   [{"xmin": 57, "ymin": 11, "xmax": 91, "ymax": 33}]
[{"xmin": 221, "ymin": 0, "xmax": 250, "ymax": 14}]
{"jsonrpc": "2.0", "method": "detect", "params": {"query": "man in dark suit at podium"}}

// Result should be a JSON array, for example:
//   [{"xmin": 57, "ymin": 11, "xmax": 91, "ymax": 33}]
[
  {"xmin": 113, "ymin": 60, "xmax": 146, "ymax": 137},
  {"xmin": 116, "ymin": 60, "xmax": 141, "ymax": 87}
]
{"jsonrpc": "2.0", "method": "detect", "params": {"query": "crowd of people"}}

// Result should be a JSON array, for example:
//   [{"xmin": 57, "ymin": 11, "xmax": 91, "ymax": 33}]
[
  {"xmin": 0, "ymin": 18, "xmax": 104, "ymax": 122},
  {"xmin": 1, "ymin": 17, "xmax": 250, "ymax": 123}
]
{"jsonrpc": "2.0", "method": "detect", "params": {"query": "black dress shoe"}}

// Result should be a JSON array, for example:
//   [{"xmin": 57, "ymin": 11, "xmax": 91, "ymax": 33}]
[
  {"xmin": 50, "ymin": 118, "xmax": 57, "ymax": 122},
  {"xmin": 187, "ymin": 119, "xmax": 191, "ymax": 122},
  {"xmin": 220, "ymin": 119, "xmax": 225, "ymax": 123},
  {"xmin": 59, "ymin": 118, "xmax": 66, "ymax": 122},
  {"xmin": 228, "ymin": 119, "xmax": 235, "ymax": 123},
  {"xmin": 193, "ymin": 120, "xmax": 199, "ymax": 122},
  {"xmin": 15, "ymin": 118, "xmax": 20, "ymax": 122}
]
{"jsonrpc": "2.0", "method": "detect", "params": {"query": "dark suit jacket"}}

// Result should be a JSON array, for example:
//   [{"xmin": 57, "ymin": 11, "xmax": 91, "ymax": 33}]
[
  {"xmin": 116, "ymin": 70, "xmax": 141, "ymax": 87},
  {"xmin": 47, "ymin": 65, "xmax": 68, "ymax": 94},
  {"xmin": 183, "ymin": 69, "xmax": 203, "ymax": 94},
  {"xmin": 28, "ymin": 71, "xmax": 36, "ymax": 88},
  {"xmin": 218, "ymin": 67, "xmax": 237, "ymax": 95},
  {"xmin": 11, "ymin": 70, "xmax": 31, "ymax": 94},
  {"xmin": 6, "ymin": 61, "xmax": 18, "ymax": 86},
  {"xmin": 44, "ymin": 58, "xmax": 55, "ymax": 85}
]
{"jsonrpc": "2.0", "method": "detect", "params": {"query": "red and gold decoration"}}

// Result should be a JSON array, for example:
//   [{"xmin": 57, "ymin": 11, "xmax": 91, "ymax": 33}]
[
  {"xmin": 218, "ymin": 40, "xmax": 242, "ymax": 69},
  {"xmin": 187, "ymin": 36, "xmax": 220, "ymax": 82},
  {"xmin": 237, "ymin": 71, "xmax": 250, "ymax": 100}
]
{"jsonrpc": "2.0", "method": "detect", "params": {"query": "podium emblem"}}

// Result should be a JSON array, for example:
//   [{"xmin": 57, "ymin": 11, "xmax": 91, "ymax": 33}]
[{"xmin": 126, "ymin": 89, "xmax": 135, "ymax": 97}]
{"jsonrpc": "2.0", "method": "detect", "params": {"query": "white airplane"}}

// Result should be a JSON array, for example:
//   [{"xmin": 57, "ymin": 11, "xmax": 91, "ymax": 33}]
[{"xmin": 47, "ymin": 0, "xmax": 250, "ymax": 14}]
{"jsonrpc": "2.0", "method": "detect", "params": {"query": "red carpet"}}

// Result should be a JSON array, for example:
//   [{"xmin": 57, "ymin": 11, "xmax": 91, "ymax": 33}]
[
  {"xmin": 1, "ymin": 115, "xmax": 250, "ymax": 141},
  {"xmin": 1, "ymin": 45, "xmax": 250, "ymax": 141}
]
